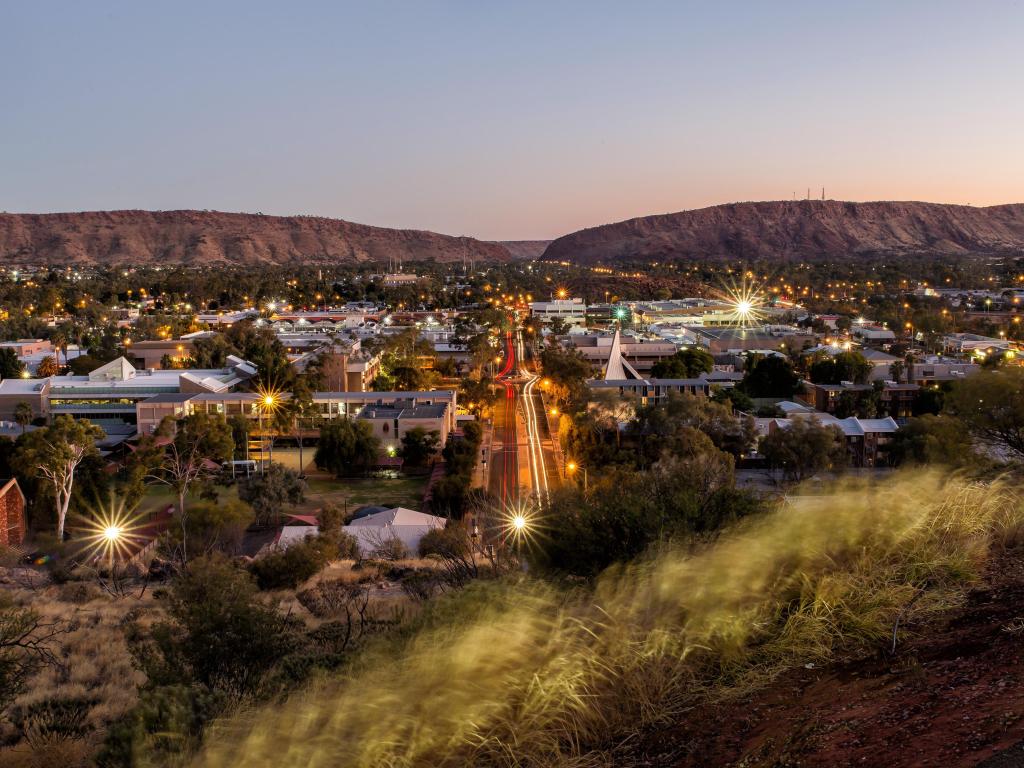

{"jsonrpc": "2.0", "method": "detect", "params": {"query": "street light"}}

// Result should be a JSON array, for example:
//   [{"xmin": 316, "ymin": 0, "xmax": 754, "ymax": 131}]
[{"xmin": 566, "ymin": 460, "xmax": 588, "ymax": 491}]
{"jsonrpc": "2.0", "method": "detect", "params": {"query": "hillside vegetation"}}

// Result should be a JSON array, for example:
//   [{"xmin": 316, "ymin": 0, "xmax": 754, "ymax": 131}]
[{"xmin": 194, "ymin": 472, "xmax": 1024, "ymax": 767}]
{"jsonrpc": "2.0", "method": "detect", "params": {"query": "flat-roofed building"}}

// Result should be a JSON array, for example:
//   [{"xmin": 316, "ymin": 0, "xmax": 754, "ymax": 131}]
[
  {"xmin": 356, "ymin": 401, "xmax": 451, "ymax": 453},
  {"xmin": 129, "ymin": 339, "xmax": 196, "ymax": 369},
  {"xmin": 41, "ymin": 355, "xmax": 256, "ymax": 427},
  {"xmin": 312, "ymin": 390, "xmax": 458, "ymax": 432},
  {"xmin": 529, "ymin": 298, "xmax": 587, "ymax": 326}
]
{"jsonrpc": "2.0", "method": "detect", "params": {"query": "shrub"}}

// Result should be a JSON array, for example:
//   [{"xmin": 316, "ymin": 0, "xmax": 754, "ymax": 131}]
[{"xmin": 250, "ymin": 536, "xmax": 334, "ymax": 590}]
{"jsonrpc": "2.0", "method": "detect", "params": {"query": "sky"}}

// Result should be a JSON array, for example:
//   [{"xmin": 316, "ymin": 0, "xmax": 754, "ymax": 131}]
[{"xmin": 3, "ymin": 1, "xmax": 1024, "ymax": 241}]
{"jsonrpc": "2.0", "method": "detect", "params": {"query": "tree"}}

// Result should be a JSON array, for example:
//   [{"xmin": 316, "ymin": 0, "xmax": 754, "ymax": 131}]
[
  {"xmin": 168, "ymin": 498, "xmax": 254, "ymax": 556},
  {"xmin": 136, "ymin": 555, "xmax": 294, "ymax": 694},
  {"xmin": 889, "ymin": 415, "xmax": 975, "ymax": 467},
  {"xmin": 35, "ymin": 355, "xmax": 59, "ymax": 378},
  {"xmin": 740, "ymin": 355, "xmax": 801, "ymax": 398},
  {"xmin": 809, "ymin": 351, "xmax": 871, "ymax": 385},
  {"xmin": 238, "ymin": 462, "xmax": 306, "ymax": 526},
  {"xmin": 0, "ymin": 606, "xmax": 67, "ymax": 717},
  {"xmin": 12, "ymin": 415, "xmax": 103, "ymax": 539},
  {"xmin": 650, "ymin": 348, "xmax": 714, "ymax": 379},
  {"xmin": 760, "ymin": 417, "xmax": 847, "ymax": 482},
  {"xmin": 0, "ymin": 348, "xmax": 24, "ymax": 380},
  {"xmin": 144, "ymin": 413, "xmax": 234, "ymax": 558},
  {"xmin": 314, "ymin": 419, "xmax": 381, "ymax": 477},
  {"xmin": 399, "ymin": 427, "xmax": 441, "ymax": 467},
  {"xmin": 13, "ymin": 401, "xmax": 33, "ymax": 435},
  {"xmin": 944, "ymin": 368, "xmax": 1024, "ymax": 459}
]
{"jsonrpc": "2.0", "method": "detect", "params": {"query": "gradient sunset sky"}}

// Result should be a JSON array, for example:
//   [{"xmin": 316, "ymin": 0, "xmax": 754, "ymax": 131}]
[{"xmin": 3, "ymin": 1, "xmax": 1023, "ymax": 240}]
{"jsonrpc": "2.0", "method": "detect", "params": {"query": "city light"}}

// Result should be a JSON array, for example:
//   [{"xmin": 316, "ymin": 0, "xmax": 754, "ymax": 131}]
[{"xmin": 718, "ymin": 276, "xmax": 766, "ymax": 328}]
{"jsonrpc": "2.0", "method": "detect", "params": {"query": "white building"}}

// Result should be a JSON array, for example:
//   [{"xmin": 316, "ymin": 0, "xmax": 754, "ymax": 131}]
[
  {"xmin": 343, "ymin": 507, "xmax": 445, "ymax": 558},
  {"xmin": 529, "ymin": 298, "xmax": 587, "ymax": 326}
]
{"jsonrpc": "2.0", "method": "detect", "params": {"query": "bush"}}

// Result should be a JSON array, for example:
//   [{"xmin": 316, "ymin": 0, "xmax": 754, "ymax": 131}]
[
  {"xmin": 10, "ymin": 695, "xmax": 97, "ymax": 743},
  {"xmin": 250, "ymin": 536, "xmax": 334, "ymax": 590}
]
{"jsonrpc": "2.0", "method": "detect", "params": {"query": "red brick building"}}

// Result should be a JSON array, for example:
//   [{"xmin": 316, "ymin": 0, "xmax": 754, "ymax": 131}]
[{"xmin": 0, "ymin": 478, "xmax": 27, "ymax": 547}]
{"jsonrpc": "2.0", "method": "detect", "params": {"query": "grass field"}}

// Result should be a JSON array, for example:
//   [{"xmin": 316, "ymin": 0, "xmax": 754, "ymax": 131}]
[{"xmin": 134, "ymin": 451, "xmax": 430, "ymax": 520}]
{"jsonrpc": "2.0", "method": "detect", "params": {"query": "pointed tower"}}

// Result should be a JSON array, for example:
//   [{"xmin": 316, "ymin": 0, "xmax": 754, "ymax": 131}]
[{"xmin": 603, "ymin": 328, "xmax": 642, "ymax": 380}]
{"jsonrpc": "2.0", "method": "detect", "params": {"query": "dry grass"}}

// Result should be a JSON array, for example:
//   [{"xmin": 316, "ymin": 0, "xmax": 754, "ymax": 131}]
[{"xmin": 193, "ymin": 471, "xmax": 1024, "ymax": 768}]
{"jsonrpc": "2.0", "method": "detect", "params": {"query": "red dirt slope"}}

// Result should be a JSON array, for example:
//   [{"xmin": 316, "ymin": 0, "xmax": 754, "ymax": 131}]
[{"xmin": 628, "ymin": 553, "xmax": 1024, "ymax": 767}]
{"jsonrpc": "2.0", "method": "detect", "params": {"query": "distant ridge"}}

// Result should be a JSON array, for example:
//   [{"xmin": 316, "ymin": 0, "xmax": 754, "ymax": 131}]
[
  {"xmin": 541, "ymin": 200, "xmax": 1024, "ymax": 264},
  {"xmin": 494, "ymin": 240, "xmax": 552, "ymax": 260},
  {"xmin": 0, "ymin": 209, "xmax": 513, "ymax": 266}
]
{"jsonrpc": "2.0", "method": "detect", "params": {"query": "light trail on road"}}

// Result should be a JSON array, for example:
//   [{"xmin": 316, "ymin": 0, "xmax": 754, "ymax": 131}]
[{"xmin": 515, "ymin": 330, "xmax": 550, "ymax": 506}]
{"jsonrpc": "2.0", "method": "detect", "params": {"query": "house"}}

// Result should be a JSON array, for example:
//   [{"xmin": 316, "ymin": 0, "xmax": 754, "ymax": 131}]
[
  {"xmin": 0, "ymin": 478, "xmax": 27, "ymax": 547},
  {"xmin": 343, "ymin": 507, "xmax": 445, "ymax": 558}
]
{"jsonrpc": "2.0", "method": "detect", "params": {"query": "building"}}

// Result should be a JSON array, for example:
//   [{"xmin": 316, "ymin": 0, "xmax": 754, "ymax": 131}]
[
  {"xmin": 852, "ymin": 324, "xmax": 897, "ymax": 344},
  {"xmin": 0, "ymin": 355, "xmax": 257, "ymax": 427},
  {"xmin": 585, "ymin": 328, "xmax": 711, "ymax": 405},
  {"xmin": 679, "ymin": 326, "xmax": 811, "ymax": 355},
  {"xmin": 381, "ymin": 273, "xmax": 420, "ymax": 286},
  {"xmin": 196, "ymin": 310, "xmax": 258, "ymax": 327},
  {"xmin": 356, "ymin": 401, "xmax": 451, "ymax": 454},
  {"xmin": 765, "ymin": 413, "xmax": 899, "ymax": 468},
  {"xmin": 0, "ymin": 478, "xmax": 27, "ymax": 547},
  {"xmin": 129, "ymin": 339, "xmax": 196, "ymax": 369},
  {"xmin": 589, "ymin": 378, "xmax": 711, "ymax": 406},
  {"xmin": 311, "ymin": 390, "xmax": 458, "ymax": 433},
  {"xmin": 801, "ymin": 380, "xmax": 918, "ymax": 419},
  {"xmin": 529, "ymin": 298, "xmax": 587, "ymax": 326},
  {"xmin": 0, "ymin": 339, "xmax": 53, "ymax": 357},
  {"xmin": 909, "ymin": 361, "xmax": 980, "ymax": 387},
  {"xmin": 343, "ymin": 507, "xmax": 445, "ymax": 557},
  {"xmin": 566, "ymin": 333, "xmax": 677, "ymax": 375}
]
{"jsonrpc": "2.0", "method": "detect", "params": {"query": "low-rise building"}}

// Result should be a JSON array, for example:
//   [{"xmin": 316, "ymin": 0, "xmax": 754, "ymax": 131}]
[
  {"xmin": 343, "ymin": 507, "xmax": 445, "ymax": 557},
  {"xmin": 356, "ymin": 401, "xmax": 451, "ymax": 454},
  {"xmin": 801, "ymin": 380, "xmax": 918, "ymax": 419},
  {"xmin": 0, "ymin": 478, "xmax": 27, "ymax": 547},
  {"xmin": 529, "ymin": 298, "xmax": 587, "ymax": 326},
  {"xmin": 765, "ymin": 412, "xmax": 900, "ymax": 467}
]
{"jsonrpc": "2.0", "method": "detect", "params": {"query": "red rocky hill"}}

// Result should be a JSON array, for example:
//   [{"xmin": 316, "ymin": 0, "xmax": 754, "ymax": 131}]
[{"xmin": 0, "ymin": 209, "xmax": 513, "ymax": 266}]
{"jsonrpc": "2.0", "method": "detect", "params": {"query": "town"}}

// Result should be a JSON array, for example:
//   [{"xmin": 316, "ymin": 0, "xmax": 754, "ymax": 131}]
[
  {"xmin": 1, "ymin": 256, "xmax": 1023, "ymax": 763},
  {"xmin": 5, "ymin": 3, "xmax": 1024, "ymax": 766}
]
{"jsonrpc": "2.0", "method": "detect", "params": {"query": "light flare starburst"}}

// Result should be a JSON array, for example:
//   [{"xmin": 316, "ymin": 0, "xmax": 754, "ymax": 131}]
[
  {"xmin": 73, "ymin": 498, "xmax": 148, "ymax": 567},
  {"xmin": 718, "ymin": 276, "xmax": 767, "ymax": 328}
]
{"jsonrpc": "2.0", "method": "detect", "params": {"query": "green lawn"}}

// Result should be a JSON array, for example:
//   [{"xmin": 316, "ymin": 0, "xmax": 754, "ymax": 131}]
[{"xmin": 134, "ymin": 468, "xmax": 429, "ymax": 519}]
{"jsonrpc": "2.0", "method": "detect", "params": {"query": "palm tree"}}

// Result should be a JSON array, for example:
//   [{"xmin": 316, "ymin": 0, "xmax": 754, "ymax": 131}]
[{"xmin": 13, "ymin": 401, "xmax": 33, "ymax": 434}]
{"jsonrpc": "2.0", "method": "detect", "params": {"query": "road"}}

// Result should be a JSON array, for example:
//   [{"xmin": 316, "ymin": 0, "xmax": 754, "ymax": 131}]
[{"xmin": 487, "ymin": 328, "xmax": 557, "ymax": 507}]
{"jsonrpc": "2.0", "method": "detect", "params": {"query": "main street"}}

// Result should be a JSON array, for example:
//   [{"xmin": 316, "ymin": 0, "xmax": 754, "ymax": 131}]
[{"xmin": 487, "ymin": 328, "xmax": 558, "ymax": 507}]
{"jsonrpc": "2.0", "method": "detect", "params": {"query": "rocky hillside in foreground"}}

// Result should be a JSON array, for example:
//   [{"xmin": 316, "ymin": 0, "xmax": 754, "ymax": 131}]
[
  {"xmin": 0, "ymin": 210, "xmax": 514, "ymax": 266},
  {"xmin": 541, "ymin": 200, "xmax": 1024, "ymax": 264}
]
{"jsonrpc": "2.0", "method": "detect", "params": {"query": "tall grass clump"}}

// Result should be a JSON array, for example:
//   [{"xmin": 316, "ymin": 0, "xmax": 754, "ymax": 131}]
[{"xmin": 195, "ymin": 471, "xmax": 1024, "ymax": 768}]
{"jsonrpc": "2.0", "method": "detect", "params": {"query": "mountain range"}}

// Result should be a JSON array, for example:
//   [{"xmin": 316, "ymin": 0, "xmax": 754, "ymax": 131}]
[
  {"xmin": 0, "ymin": 210, "xmax": 518, "ymax": 266},
  {"xmin": 540, "ymin": 200, "xmax": 1024, "ymax": 263},
  {"xmin": 3, "ymin": 201, "xmax": 1024, "ymax": 267}
]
